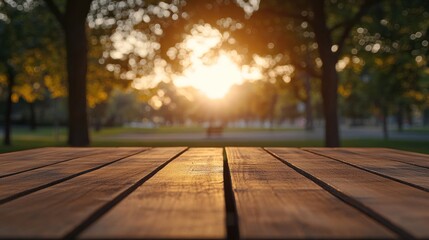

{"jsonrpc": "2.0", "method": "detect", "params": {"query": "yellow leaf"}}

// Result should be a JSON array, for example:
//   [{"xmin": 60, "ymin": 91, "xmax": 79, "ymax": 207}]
[{"xmin": 11, "ymin": 93, "xmax": 19, "ymax": 103}]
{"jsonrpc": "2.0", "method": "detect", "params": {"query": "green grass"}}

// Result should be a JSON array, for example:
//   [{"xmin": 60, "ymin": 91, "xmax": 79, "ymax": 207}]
[
  {"xmin": 1, "ymin": 138, "xmax": 429, "ymax": 154},
  {"xmin": 90, "ymin": 139, "xmax": 429, "ymax": 154},
  {"xmin": 93, "ymin": 126, "xmax": 302, "ymax": 136},
  {"xmin": 1, "ymin": 126, "xmax": 428, "ymax": 154},
  {"xmin": 341, "ymin": 139, "xmax": 429, "ymax": 154},
  {"xmin": 404, "ymin": 126, "xmax": 429, "ymax": 134}
]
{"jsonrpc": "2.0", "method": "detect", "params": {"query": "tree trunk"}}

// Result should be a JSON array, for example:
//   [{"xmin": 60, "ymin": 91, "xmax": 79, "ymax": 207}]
[
  {"xmin": 405, "ymin": 104, "xmax": 413, "ymax": 127},
  {"xmin": 64, "ymin": 0, "xmax": 92, "ymax": 146},
  {"xmin": 312, "ymin": 1, "xmax": 340, "ymax": 147},
  {"xmin": 320, "ymin": 67, "xmax": 340, "ymax": 146},
  {"xmin": 29, "ymin": 102, "xmax": 37, "ymax": 131},
  {"xmin": 396, "ymin": 104, "xmax": 403, "ymax": 132},
  {"xmin": 3, "ymin": 64, "xmax": 15, "ymax": 146},
  {"xmin": 53, "ymin": 98, "xmax": 60, "ymax": 143},
  {"xmin": 382, "ymin": 106, "xmax": 389, "ymax": 140},
  {"xmin": 269, "ymin": 93, "xmax": 277, "ymax": 130},
  {"xmin": 92, "ymin": 103, "xmax": 106, "ymax": 132},
  {"xmin": 423, "ymin": 108, "xmax": 429, "ymax": 126},
  {"xmin": 304, "ymin": 73, "xmax": 314, "ymax": 131}
]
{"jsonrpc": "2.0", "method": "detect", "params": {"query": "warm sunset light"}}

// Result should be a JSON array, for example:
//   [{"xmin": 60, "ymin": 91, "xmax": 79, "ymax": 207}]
[
  {"xmin": 3, "ymin": 1, "xmax": 429, "ymax": 237},
  {"xmin": 175, "ymin": 53, "xmax": 244, "ymax": 99}
]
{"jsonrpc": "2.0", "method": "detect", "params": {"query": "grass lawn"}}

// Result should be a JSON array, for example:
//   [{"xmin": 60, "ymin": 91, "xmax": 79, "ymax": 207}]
[
  {"xmin": 93, "ymin": 126, "xmax": 302, "ymax": 136},
  {"xmin": 1, "ymin": 126, "xmax": 429, "ymax": 154},
  {"xmin": 404, "ymin": 126, "xmax": 429, "ymax": 134}
]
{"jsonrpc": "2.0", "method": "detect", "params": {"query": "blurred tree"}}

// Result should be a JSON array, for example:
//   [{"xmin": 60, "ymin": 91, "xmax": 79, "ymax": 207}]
[
  {"xmin": 338, "ymin": 66, "xmax": 371, "ymax": 127},
  {"xmin": 0, "ymin": 2, "xmax": 19, "ymax": 146},
  {"xmin": 0, "ymin": 0, "xmax": 53, "ymax": 145},
  {"xmin": 14, "ymin": 49, "xmax": 55, "ymax": 130},
  {"xmin": 246, "ymin": 0, "xmax": 379, "ymax": 146},
  {"xmin": 157, "ymin": 0, "xmax": 379, "ymax": 146},
  {"xmin": 104, "ymin": 89, "xmax": 146, "ymax": 125},
  {"xmin": 43, "ymin": 0, "xmax": 92, "ymax": 146},
  {"xmin": 348, "ymin": 0, "xmax": 429, "ymax": 138},
  {"xmin": 86, "ymin": 31, "xmax": 131, "ymax": 131},
  {"xmin": 43, "ymin": 0, "xmax": 139, "ymax": 143}
]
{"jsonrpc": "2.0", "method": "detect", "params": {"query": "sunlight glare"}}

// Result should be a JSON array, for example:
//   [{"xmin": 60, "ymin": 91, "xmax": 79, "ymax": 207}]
[{"xmin": 175, "ymin": 54, "xmax": 244, "ymax": 99}]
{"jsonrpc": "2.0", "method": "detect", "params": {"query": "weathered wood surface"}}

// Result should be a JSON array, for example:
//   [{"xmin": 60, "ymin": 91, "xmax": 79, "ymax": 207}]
[
  {"xmin": 343, "ymin": 147, "xmax": 429, "ymax": 169},
  {"xmin": 81, "ymin": 148, "xmax": 225, "ymax": 239},
  {"xmin": 267, "ymin": 148, "xmax": 429, "ymax": 239},
  {"xmin": 305, "ymin": 148, "xmax": 429, "ymax": 191},
  {"xmin": 226, "ymin": 147, "xmax": 393, "ymax": 239},
  {"xmin": 0, "ymin": 148, "xmax": 146, "ymax": 203},
  {"xmin": 0, "ymin": 147, "xmax": 428, "ymax": 239},
  {"xmin": 0, "ymin": 147, "xmax": 110, "ymax": 178},
  {"xmin": 0, "ymin": 147, "xmax": 185, "ymax": 239}
]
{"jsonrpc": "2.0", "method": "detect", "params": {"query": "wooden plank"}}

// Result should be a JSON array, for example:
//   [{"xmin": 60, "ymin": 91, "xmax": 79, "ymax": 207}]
[
  {"xmin": 0, "ymin": 148, "xmax": 146, "ymax": 204},
  {"xmin": 0, "ymin": 147, "xmax": 112, "ymax": 178},
  {"xmin": 81, "ymin": 148, "xmax": 225, "ymax": 239},
  {"xmin": 0, "ymin": 147, "xmax": 54, "ymax": 160},
  {"xmin": 267, "ymin": 147, "xmax": 429, "ymax": 239},
  {"xmin": 226, "ymin": 147, "xmax": 394, "ymax": 239},
  {"xmin": 0, "ymin": 147, "xmax": 186, "ymax": 239},
  {"xmin": 340, "ymin": 148, "xmax": 429, "ymax": 169},
  {"xmin": 305, "ymin": 148, "xmax": 429, "ymax": 191},
  {"xmin": 0, "ymin": 147, "xmax": 91, "ymax": 163}
]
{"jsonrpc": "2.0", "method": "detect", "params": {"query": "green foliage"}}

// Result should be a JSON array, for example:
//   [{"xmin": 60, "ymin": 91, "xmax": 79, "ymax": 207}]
[
  {"xmin": 0, "ymin": 1, "xmax": 65, "ymax": 104},
  {"xmin": 343, "ymin": 0, "xmax": 429, "ymax": 120},
  {"xmin": 2, "ymin": 0, "xmax": 429, "ymax": 148}
]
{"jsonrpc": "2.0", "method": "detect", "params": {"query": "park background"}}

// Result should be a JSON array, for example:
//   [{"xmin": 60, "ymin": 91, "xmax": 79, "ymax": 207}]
[{"xmin": 1, "ymin": 0, "xmax": 429, "ymax": 153}]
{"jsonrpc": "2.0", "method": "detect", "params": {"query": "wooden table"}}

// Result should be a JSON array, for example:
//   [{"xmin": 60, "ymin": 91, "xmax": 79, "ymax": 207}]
[{"xmin": 0, "ymin": 147, "xmax": 428, "ymax": 239}]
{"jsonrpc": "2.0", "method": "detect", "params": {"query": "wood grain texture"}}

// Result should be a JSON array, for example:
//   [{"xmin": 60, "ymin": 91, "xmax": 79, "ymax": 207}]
[
  {"xmin": 340, "ymin": 148, "xmax": 429, "ymax": 169},
  {"xmin": 0, "ymin": 147, "xmax": 53, "ymax": 160},
  {"xmin": 267, "ymin": 147, "xmax": 429, "ymax": 239},
  {"xmin": 305, "ymin": 148, "xmax": 429, "ymax": 191},
  {"xmin": 0, "ymin": 147, "xmax": 185, "ymax": 239},
  {"xmin": 0, "ymin": 148, "xmax": 146, "ymax": 203},
  {"xmin": 81, "ymin": 148, "xmax": 225, "ymax": 239},
  {"xmin": 0, "ymin": 147, "xmax": 111, "ymax": 177},
  {"xmin": 226, "ymin": 147, "xmax": 394, "ymax": 239}
]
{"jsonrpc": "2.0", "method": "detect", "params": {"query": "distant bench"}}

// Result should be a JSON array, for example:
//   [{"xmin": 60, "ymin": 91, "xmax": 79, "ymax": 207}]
[{"xmin": 206, "ymin": 126, "xmax": 224, "ymax": 137}]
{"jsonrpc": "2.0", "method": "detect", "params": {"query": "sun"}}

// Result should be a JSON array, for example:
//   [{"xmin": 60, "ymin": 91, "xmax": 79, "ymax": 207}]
[
  {"xmin": 130, "ymin": 24, "xmax": 263, "ymax": 97},
  {"xmin": 175, "ymin": 53, "xmax": 244, "ymax": 99}
]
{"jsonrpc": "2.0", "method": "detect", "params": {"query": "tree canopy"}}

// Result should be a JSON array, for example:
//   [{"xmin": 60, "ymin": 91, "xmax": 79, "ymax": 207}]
[{"xmin": 1, "ymin": 0, "xmax": 428, "ymax": 146}]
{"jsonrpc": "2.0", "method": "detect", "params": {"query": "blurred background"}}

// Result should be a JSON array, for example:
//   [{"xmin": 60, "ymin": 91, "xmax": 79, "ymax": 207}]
[{"xmin": 1, "ymin": 0, "xmax": 428, "ymax": 153}]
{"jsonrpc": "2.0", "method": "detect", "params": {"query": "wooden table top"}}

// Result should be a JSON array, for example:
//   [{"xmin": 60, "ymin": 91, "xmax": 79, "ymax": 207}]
[{"xmin": 0, "ymin": 147, "xmax": 428, "ymax": 239}]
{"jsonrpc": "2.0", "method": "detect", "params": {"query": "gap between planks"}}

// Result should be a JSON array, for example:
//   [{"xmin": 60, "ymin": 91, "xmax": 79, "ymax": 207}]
[
  {"xmin": 266, "ymin": 147, "xmax": 429, "ymax": 239},
  {"xmin": 0, "ymin": 147, "xmax": 187, "ymax": 239},
  {"xmin": 0, "ymin": 148, "xmax": 117, "ymax": 178},
  {"xmin": 80, "ymin": 148, "xmax": 226, "ymax": 239},
  {"xmin": 227, "ymin": 147, "xmax": 395, "ymax": 239},
  {"xmin": 335, "ymin": 148, "xmax": 429, "ymax": 169},
  {"xmin": 303, "ymin": 148, "xmax": 429, "ymax": 193},
  {"xmin": 0, "ymin": 148, "xmax": 149, "ymax": 205}
]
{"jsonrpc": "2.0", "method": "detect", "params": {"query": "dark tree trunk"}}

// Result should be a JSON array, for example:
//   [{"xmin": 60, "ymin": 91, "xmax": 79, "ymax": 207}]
[
  {"xmin": 423, "ymin": 108, "xmax": 429, "ymax": 126},
  {"xmin": 382, "ymin": 106, "xmax": 389, "ymax": 140},
  {"xmin": 53, "ymin": 98, "xmax": 61, "ymax": 142},
  {"xmin": 92, "ymin": 103, "xmax": 106, "ymax": 132},
  {"xmin": 320, "ymin": 66, "xmax": 340, "ymax": 146},
  {"xmin": 304, "ymin": 73, "xmax": 314, "ymax": 131},
  {"xmin": 312, "ymin": 1, "xmax": 340, "ymax": 147},
  {"xmin": 269, "ymin": 93, "xmax": 278, "ymax": 129},
  {"xmin": 3, "ymin": 64, "xmax": 15, "ymax": 146},
  {"xmin": 64, "ymin": 0, "xmax": 92, "ymax": 146},
  {"xmin": 405, "ymin": 104, "xmax": 413, "ymax": 127},
  {"xmin": 396, "ymin": 104, "xmax": 403, "ymax": 132},
  {"xmin": 29, "ymin": 102, "xmax": 37, "ymax": 131}
]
